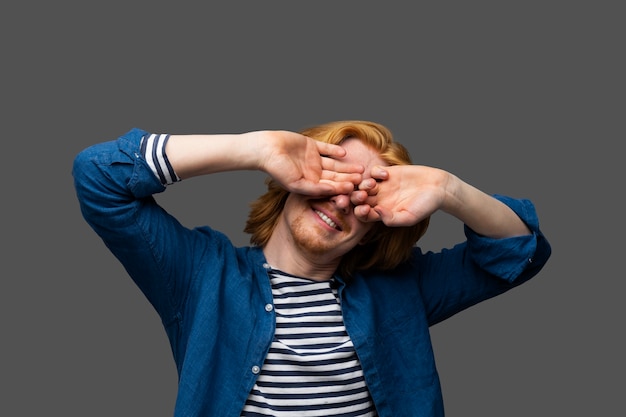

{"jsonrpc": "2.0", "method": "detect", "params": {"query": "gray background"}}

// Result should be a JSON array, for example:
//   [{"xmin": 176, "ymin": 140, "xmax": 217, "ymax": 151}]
[{"xmin": 2, "ymin": 1, "xmax": 623, "ymax": 416}]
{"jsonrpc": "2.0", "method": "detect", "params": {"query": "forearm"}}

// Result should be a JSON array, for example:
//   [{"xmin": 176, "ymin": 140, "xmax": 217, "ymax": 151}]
[
  {"xmin": 442, "ymin": 174, "xmax": 531, "ymax": 239},
  {"xmin": 165, "ymin": 131, "xmax": 266, "ymax": 179}
]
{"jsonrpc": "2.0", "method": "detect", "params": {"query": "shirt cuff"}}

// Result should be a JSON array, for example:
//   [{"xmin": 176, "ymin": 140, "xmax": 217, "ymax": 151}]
[
  {"xmin": 463, "ymin": 195, "xmax": 540, "ymax": 282},
  {"xmin": 140, "ymin": 133, "xmax": 181, "ymax": 185}
]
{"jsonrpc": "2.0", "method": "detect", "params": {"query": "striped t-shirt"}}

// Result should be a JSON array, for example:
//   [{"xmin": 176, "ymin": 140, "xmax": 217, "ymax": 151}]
[
  {"xmin": 140, "ymin": 134, "xmax": 378, "ymax": 416},
  {"xmin": 241, "ymin": 269, "xmax": 377, "ymax": 417},
  {"xmin": 140, "ymin": 133, "xmax": 179, "ymax": 185}
]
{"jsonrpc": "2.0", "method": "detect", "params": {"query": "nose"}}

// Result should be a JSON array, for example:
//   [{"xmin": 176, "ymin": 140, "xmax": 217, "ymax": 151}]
[{"xmin": 330, "ymin": 194, "xmax": 351, "ymax": 214}]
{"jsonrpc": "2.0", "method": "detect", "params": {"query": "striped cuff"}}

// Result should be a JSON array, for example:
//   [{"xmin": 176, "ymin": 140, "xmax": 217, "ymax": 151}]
[{"xmin": 140, "ymin": 134, "xmax": 181, "ymax": 185}]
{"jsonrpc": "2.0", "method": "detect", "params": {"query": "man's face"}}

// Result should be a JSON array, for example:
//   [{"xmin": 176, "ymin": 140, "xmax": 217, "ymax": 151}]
[{"xmin": 278, "ymin": 138, "xmax": 387, "ymax": 261}]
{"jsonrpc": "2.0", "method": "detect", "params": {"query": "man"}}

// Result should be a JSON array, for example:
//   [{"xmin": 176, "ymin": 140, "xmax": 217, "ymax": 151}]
[{"xmin": 73, "ymin": 120, "xmax": 551, "ymax": 416}]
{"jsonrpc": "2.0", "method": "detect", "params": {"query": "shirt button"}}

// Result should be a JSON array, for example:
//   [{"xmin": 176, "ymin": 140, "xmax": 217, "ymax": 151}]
[
  {"xmin": 262, "ymin": 263, "xmax": 271, "ymax": 269},
  {"xmin": 265, "ymin": 304, "xmax": 274, "ymax": 312},
  {"xmin": 251, "ymin": 365, "xmax": 260, "ymax": 374}
]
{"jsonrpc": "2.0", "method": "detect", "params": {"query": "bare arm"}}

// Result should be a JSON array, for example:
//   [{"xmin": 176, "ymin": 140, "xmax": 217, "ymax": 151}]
[
  {"xmin": 353, "ymin": 165, "xmax": 530, "ymax": 239},
  {"xmin": 439, "ymin": 172, "xmax": 530, "ymax": 238},
  {"xmin": 165, "ymin": 130, "xmax": 364, "ymax": 196}
]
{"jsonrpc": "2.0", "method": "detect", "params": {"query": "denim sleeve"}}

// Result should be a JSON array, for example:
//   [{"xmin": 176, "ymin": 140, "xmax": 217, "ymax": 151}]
[
  {"xmin": 72, "ymin": 129, "xmax": 199, "ymax": 325},
  {"xmin": 418, "ymin": 194, "xmax": 552, "ymax": 326},
  {"xmin": 463, "ymin": 194, "xmax": 550, "ymax": 283}
]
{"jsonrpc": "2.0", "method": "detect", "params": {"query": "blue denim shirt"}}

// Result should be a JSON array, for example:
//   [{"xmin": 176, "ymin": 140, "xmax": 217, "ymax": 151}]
[{"xmin": 73, "ymin": 128, "xmax": 551, "ymax": 417}]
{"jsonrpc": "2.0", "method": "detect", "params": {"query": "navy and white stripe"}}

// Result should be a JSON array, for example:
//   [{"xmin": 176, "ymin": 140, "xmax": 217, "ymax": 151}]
[
  {"xmin": 140, "ymin": 133, "xmax": 180, "ymax": 185},
  {"xmin": 241, "ymin": 270, "xmax": 377, "ymax": 417}
]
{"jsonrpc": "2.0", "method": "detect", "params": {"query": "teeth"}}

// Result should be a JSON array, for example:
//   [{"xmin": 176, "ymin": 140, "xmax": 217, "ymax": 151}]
[{"xmin": 315, "ymin": 210, "xmax": 338, "ymax": 229}]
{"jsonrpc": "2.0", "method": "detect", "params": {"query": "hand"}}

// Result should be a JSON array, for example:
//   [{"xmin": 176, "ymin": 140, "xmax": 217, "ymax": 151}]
[
  {"xmin": 260, "ymin": 131, "xmax": 364, "ymax": 196},
  {"xmin": 351, "ymin": 165, "xmax": 449, "ymax": 227}
]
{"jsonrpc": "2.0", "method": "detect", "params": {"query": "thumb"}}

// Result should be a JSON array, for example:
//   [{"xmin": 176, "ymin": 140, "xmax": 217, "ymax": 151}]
[{"xmin": 372, "ymin": 206, "xmax": 393, "ymax": 224}]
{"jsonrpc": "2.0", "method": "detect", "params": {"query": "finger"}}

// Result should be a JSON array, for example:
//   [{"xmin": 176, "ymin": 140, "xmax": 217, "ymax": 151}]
[
  {"xmin": 320, "ymin": 170, "xmax": 363, "ymax": 186},
  {"xmin": 350, "ymin": 190, "xmax": 371, "ymax": 206},
  {"xmin": 354, "ymin": 204, "xmax": 381, "ymax": 222},
  {"xmin": 372, "ymin": 206, "xmax": 394, "ymax": 224},
  {"xmin": 370, "ymin": 165, "xmax": 389, "ymax": 181},
  {"xmin": 284, "ymin": 179, "xmax": 332, "ymax": 196},
  {"xmin": 316, "ymin": 141, "xmax": 347, "ymax": 159},
  {"xmin": 322, "ymin": 156, "xmax": 364, "ymax": 174},
  {"xmin": 374, "ymin": 207, "xmax": 416, "ymax": 227},
  {"xmin": 289, "ymin": 181, "xmax": 349, "ymax": 197},
  {"xmin": 317, "ymin": 179, "xmax": 359, "ymax": 196},
  {"xmin": 356, "ymin": 178, "xmax": 378, "ymax": 195}
]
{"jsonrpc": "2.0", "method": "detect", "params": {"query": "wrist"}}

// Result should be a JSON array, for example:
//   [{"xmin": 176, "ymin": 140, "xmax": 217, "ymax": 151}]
[{"xmin": 247, "ymin": 130, "xmax": 280, "ymax": 173}]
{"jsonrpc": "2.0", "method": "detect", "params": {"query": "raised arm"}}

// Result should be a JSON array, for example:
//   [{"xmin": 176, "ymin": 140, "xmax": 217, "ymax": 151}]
[
  {"xmin": 165, "ymin": 130, "xmax": 364, "ymax": 196},
  {"xmin": 72, "ymin": 127, "xmax": 364, "ymax": 322},
  {"xmin": 352, "ymin": 164, "xmax": 531, "ymax": 239}
]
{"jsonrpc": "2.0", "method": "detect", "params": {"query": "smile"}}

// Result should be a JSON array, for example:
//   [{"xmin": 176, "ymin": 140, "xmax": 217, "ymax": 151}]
[{"xmin": 314, "ymin": 210, "xmax": 341, "ymax": 231}]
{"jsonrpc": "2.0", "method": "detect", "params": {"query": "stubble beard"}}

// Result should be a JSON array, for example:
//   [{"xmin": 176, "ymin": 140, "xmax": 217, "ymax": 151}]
[{"xmin": 290, "ymin": 213, "xmax": 336, "ymax": 256}]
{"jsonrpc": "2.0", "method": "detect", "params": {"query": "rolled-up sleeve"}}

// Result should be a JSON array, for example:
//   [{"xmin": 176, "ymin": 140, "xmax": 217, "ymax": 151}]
[
  {"xmin": 418, "ymin": 194, "xmax": 552, "ymax": 325},
  {"xmin": 464, "ymin": 194, "xmax": 550, "ymax": 283}
]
